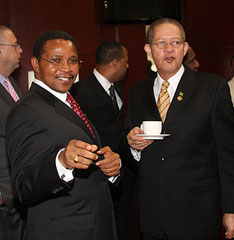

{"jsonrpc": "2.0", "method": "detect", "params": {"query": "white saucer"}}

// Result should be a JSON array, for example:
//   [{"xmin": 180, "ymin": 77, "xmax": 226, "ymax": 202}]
[{"xmin": 136, "ymin": 134, "xmax": 170, "ymax": 140}]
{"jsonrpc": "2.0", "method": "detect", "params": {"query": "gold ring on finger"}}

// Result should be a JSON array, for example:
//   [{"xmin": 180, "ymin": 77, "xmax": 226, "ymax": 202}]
[{"xmin": 74, "ymin": 155, "xmax": 79, "ymax": 163}]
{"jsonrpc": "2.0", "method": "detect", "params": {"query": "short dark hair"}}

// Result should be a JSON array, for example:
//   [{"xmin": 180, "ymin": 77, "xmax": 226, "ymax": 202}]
[
  {"xmin": 33, "ymin": 30, "xmax": 78, "ymax": 59},
  {"xmin": 95, "ymin": 41, "xmax": 125, "ymax": 65},
  {"xmin": 146, "ymin": 18, "xmax": 186, "ymax": 44}
]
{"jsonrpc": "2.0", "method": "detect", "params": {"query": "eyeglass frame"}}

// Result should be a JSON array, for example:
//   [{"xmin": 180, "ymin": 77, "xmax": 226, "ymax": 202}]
[
  {"xmin": 0, "ymin": 43, "xmax": 21, "ymax": 50},
  {"xmin": 39, "ymin": 57, "xmax": 83, "ymax": 67},
  {"xmin": 151, "ymin": 40, "xmax": 185, "ymax": 49}
]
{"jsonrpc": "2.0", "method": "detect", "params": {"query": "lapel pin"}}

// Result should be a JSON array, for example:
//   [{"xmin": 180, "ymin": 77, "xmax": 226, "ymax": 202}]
[{"xmin": 177, "ymin": 91, "xmax": 184, "ymax": 101}]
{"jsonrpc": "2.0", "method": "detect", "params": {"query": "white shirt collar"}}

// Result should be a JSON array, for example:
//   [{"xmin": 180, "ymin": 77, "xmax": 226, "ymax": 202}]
[
  {"xmin": 33, "ymin": 79, "xmax": 68, "ymax": 104},
  {"xmin": 154, "ymin": 65, "xmax": 185, "ymax": 102},
  {"xmin": 93, "ymin": 68, "xmax": 112, "ymax": 92},
  {"xmin": 157, "ymin": 65, "xmax": 184, "ymax": 89}
]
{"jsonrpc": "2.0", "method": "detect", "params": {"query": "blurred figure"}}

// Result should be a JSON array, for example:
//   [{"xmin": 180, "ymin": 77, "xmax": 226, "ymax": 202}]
[
  {"xmin": 228, "ymin": 55, "xmax": 234, "ymax": 105},
  {"xmin": 71, "ymin": 41, "xmax": 137, "ymax": 240},
  {"xmin": 183, "ymin": 45, "xmax": 200, "ymax": 72},
  {"xmin": 0, "ymin": 25, "xmax": 25, "ymax": 240}
]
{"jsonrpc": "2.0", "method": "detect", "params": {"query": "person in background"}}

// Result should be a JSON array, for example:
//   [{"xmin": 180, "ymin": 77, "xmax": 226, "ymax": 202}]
[
  {"xmin": 6, "ymin": 30, "xmax": 121, "ymax": 240},
  {"xmin": 71, "ymin": 41, "xmax": 138, "ymax": 240},
  {"xmin": 228, "ymin": 55, "xmax": 234, "ymax": 105},
  {"xmin": 0, "ymin": 25, "xmax": 25, "ymax": 240},
  {"xmin": 183, "ymin": 45, "xmax": 200, "ymax": 72},
  {"xmin": 125, "ymin": 18, "xmax": 234, "ymax": 240}
]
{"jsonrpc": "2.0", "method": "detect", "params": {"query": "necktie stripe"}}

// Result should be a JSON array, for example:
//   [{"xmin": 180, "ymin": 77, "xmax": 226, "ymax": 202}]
[
  {"xmin": 157, "ymin": 95, "xmax": 170, "ymax": 108},
  {"xmin": 66, "ymin": 93, "xmax": 95, "ymax": 138},
  {"xmin": 157, "ymin": 81, "xmax": 170, "ymax": 122}
]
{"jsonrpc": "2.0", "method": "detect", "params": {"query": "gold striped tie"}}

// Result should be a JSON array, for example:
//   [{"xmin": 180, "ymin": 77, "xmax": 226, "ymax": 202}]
[{"xmin": 157, "ymin": 81, "xmax": 170, "ymax": 122}]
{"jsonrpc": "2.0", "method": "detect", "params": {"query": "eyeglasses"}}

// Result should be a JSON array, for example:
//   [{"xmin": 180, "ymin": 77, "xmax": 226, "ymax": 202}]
[
  {"xmin": 0, "ymin": 43, "xmax": 21, "ymax": 50},
  {"xmin": 152, "ymin": 41, "xmax": 184, "ymax": 49},
  {"xmin": 40, "ymin": 58, "xmax": 82, "ymax": 67}
]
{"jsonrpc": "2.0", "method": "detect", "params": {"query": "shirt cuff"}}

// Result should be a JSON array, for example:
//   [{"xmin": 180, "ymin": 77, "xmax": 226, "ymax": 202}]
[
  {"xmin": 56, "ymin": 149, "xmax": 74, "ymax": 182},
  {"xmin": 108, "ymin": 158, "xmax": 122, "ymax": 183},
  {"xmin": 130, "ymin": 147, "xmax": 141, "ymax": 161}
]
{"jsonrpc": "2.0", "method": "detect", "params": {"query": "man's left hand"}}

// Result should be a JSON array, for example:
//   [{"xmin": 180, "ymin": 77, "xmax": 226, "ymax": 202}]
[
  {"xmin": 96, "ymin": 146, "xmax": 120, "ymax": 177},
  {"xmin": 223, "ymin": 213, "xmax": 234, "ymax": 239}
]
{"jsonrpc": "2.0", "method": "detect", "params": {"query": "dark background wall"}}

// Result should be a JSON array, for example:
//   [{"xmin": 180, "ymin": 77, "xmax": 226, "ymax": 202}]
[{"xmin": 0, "ymin": 0, "xmax": 233, "ymax": 97}]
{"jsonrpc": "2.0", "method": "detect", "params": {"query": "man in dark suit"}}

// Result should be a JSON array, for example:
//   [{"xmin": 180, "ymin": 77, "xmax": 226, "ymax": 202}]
[
  {"xmin": 126, "ymin": 18, "xmax": 234, "ymax": 240},
  {"xmin": 70, "ymin": 41, "xmax": 137, "ymax": 240},
  {"xmin": 0, "ymin": 25, "xmax": 25, "ymax": 240},
  {"xmin": 6, "ymin": 30, "xmax": 121, "ymax": 240}
]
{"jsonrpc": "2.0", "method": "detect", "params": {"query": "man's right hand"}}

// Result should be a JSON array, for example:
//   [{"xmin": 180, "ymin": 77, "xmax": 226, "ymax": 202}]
[
  {"xmin": 59, "ymin": 140, "xmax": 98, "ymax": 169},
  {"xmin": 127, "ymin": 127, "xmax": 153, "ymax": 151}
]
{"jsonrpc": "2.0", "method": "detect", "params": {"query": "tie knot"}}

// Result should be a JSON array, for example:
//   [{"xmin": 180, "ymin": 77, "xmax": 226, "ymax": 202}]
[
  {"xmin": 4, "ymin": 77, "xmax": 10, "ymax": 86},
  {"xmin": 109, "ymin": 85, "xmax": 115, "ymax": 92},
  {"xmin": 162, "ymin": 81, "xmax": 170, "ymax": 89},
  {"xmin": 66, "ymin": 92, "xmax": 74, "ymax": 104}
]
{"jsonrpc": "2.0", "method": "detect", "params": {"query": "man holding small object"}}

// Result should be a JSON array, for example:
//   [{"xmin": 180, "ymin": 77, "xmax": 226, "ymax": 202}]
[
  {"xmin": 125, "ymin": 18, "xmax": 234, "ymax": 240},
  {"xmin": 6, "ymin": 30, "xmax": 120, "ymax": 240}
]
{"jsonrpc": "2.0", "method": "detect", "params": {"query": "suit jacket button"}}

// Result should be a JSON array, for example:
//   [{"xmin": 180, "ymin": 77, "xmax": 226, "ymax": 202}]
[{"xmin": 161, "ymin": 157, "xmax": 165, "ymax": 161}]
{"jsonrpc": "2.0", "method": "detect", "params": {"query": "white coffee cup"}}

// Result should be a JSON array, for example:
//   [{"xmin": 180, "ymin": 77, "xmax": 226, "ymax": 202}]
[{"xmin": 141, "ymin": 121, "xmax": 162, "ymax": 135}]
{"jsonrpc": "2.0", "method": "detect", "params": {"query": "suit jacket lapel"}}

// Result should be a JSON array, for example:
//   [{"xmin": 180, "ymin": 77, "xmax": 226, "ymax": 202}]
[
  {"xmin": 164, "ymin": 67, "xmax": 198, "ymax": 126},
  {"xmin": 142, "ymin": 76, "xmax": 161, "ymax": 121},
  {"xmin": 9, "ymin": 76, "xmax": 23, "ymax": 98},
  {"xmin": 54, "ymin": 98, "xmax": 99, "ymax": 144},
  {"xmin": 0, "ymin": 83, "xmax": 16, "ymax": 105},
  {"xmin": 31, "ymin": 83, "xmax": 99, "ymax": 145}
]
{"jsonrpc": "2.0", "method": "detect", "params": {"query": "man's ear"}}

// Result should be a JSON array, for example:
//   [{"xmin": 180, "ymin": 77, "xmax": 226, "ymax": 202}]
[
  {"xmin": 110, "ymin": 59, "xmax": 119, "ymax": 70},
  {"xmin": 144, "ymin": 44, "xmax": 153, "ymax": 58},
  {"xmin": 183, "ymin": 42, "xmax": 189, "ymax": 57},
  {"xmin": 31, "ymin": 57, "xmax": 40, "ymax": 74}
]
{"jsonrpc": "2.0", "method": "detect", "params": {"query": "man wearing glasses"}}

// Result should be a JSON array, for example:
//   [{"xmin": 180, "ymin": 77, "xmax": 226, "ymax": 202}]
[
  {"xmin": 125, "ymin": 18, "xmax": 234, "ymax": 240},
  {"xmin": 6, "ymin": 30, "xmax": 120, "ymax": 240},
  {"xmin": 0, "ymin": 26, "xmax": 25, "ymax": 240}
]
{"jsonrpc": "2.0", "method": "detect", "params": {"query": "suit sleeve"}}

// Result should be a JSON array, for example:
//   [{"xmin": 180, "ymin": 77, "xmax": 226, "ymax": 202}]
[
  {"xmin": 6, "ymin": 104, "xmax": 72, "ymax": 207},
  {"xmin": 212, "ymin": 77, "xmax": 234, "ymax": 212}
]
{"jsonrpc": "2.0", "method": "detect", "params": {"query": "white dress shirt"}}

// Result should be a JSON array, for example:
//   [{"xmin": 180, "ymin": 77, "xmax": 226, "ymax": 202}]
[{"xmin": 93, "ymin": 68, "xmax": 123, "ymax": 109}]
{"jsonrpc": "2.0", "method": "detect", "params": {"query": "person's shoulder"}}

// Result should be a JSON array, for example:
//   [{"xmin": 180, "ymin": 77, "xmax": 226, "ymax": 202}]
[
  {"xmin": 195, "ymin": 71, "xmax": 225, "ymax": 80},
  {"xmin": 70, "ymin": 74, "xmax": 93, "ymax": 92},
  {"xmin": 189, "ymin": 70, "xmax": 227, "ymax": 88}
]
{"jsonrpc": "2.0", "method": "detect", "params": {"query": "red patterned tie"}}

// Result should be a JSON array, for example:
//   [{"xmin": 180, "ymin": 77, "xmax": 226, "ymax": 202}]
[{"xmin": 66, "ymin": 93, "xmax": 95, "ymax": 138}]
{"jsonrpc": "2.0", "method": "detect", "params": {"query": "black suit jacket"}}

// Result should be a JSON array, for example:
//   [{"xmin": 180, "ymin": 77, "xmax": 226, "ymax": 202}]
[
  {"xmin": 0, "ymin": 76, "xmax": 22, "ymax": 207},
  {"xmin": 71, "ymin": 73, "xmax": 125, "ymax": 153},
  {"xmin": 125, "ymin": 66, "xmax": 234, "ymax": 240},
  {"xmin": 6, "ymin": 83, "xmax": 118, "ymax": 240}
]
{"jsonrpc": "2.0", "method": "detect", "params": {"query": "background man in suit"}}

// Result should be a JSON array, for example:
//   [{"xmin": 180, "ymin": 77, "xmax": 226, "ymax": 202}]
[
  {"xmin": 183, "ymin": 45, "xmax": 200, "ymax": 72},
  {"xmin": 0, "ymin": 25, "xmax": 25, "ymax": 240},
  {"xmin": 228, "ymin": 55, "xmax": 234, "ymax": 105},
  {"xmin": 126, "ymin": 18, "xmax": 234, "ymax": 240},
  {"xmin": 70, "ymin": 41, "xmax": 137, "ymax": 240},
  {"xmin": 6, "ymin": 30, "xmax": 120, "ymax": 240}
]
